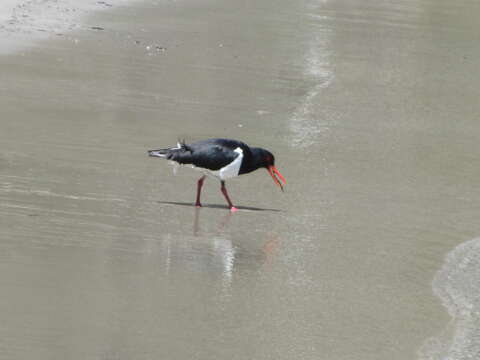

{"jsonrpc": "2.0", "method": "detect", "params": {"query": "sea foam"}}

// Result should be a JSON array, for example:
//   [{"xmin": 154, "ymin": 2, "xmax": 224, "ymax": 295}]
[{"xmin": 419, "ymin": 237, "xmax": 480, "ymax": 360}]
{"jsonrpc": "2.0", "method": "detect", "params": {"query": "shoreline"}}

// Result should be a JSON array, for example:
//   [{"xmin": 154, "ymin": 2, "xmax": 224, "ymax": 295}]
[{"xmin": 419, "ymin": 237, "xmax": 480, "ymax": 360}]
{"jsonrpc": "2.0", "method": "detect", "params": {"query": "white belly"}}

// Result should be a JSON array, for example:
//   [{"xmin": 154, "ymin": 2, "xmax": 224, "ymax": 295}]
[{"xmin": 204, "ymin": 147, "xmax": 244, "ymax": 180}]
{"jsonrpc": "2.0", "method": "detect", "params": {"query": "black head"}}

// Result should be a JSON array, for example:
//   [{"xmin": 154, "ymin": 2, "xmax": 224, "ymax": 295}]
[
  {"xmin": 251, "ymin": 147, "xmax": 286, "ymax": 191},
  {"xmin": 255, "ymin": 148, "xmax": 276, "ymax": 168}
]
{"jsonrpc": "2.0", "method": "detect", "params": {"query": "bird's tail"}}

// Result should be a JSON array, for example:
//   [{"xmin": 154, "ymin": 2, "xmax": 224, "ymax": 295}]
[
  {"xmin": 148, "ymin": 148, "xmax": 170, "ymax": 158},
  {"xmin": 148, "ymin": 141, "xmax": 190, "ymax": 159}
]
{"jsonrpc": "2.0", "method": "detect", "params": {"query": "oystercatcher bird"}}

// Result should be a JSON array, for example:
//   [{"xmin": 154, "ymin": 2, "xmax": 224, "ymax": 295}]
[{"xmin": 148, "ymin": 138, "xmax": 286, "ymax": 211}]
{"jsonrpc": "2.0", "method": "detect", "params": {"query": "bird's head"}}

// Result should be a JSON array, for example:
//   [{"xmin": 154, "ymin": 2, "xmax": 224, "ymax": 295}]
[{"xmin": 255, "ymin": 149, "xmax": 286, "ymax": 192}]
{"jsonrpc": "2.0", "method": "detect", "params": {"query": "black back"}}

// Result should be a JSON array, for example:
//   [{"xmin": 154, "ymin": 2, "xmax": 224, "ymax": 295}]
[{"xmin": 167, "ymin": 138, "xmax": 253, "ymax": 171}]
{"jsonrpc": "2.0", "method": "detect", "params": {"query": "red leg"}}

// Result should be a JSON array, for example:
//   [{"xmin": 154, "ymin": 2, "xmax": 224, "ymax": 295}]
[
  {"xmin": 195, "ymin": 176, "xmax": 206, "ymax": 207},
  {"xmin": 221, "ymin": 181, "xmax": 238, "ymax": 212}
]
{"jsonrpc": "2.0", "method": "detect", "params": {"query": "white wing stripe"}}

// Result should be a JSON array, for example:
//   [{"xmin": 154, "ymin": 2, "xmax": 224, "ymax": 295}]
[{"xmin": 218, "ymin": 147, "xmax": 243, "ymax": 180}]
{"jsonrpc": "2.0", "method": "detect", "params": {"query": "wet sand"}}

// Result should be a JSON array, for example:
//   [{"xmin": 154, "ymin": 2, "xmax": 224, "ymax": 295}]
[{"xmin": 2, "ymin": 0, "xmax": 480, "ymax": 359}]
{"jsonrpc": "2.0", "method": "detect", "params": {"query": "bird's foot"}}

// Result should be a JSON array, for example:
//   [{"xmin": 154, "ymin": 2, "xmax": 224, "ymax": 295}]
[
  {"xmin": 195, "ymin": 202, "xmax": 202, "ymax": 208},
  {"xmin": 230, "ymin": 206, "xmax": 238, "ymax": 212}
]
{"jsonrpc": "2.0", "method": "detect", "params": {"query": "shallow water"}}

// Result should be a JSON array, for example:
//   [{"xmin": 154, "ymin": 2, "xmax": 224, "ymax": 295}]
[{"xmin": 1, "ymin": 0, "xmax": 480, "ymax": 359}]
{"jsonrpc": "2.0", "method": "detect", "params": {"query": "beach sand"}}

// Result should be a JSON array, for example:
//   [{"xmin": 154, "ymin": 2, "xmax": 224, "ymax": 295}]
[
  {"xmin": 1, "ymin": 0, "xmax": 480, "ymax": 359},
  {"xmin": 0, "ymin": 0, "xmax": 141, "ymax": 54}
]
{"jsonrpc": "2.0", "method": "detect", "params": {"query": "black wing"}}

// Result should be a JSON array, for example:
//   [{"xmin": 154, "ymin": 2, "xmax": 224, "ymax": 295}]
[
  {"xmin": 188, "ymin": 139, "xmax": 250, "ymax": 171},
  {"xmin": 156, "ymin": 138, "xmax": 252, "ymax": 171}
]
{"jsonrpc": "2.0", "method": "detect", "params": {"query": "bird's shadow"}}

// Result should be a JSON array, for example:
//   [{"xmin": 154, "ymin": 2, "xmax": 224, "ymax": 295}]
[{"xmin": 157, "ymin": 201, "xmax": 282, "ymax": 212}]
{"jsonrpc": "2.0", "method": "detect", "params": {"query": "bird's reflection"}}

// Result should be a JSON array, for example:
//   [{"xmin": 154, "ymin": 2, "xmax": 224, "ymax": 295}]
[
  {"xmin": 193, "ymin": 207, "xmax": 233, "ymax": 236},
  {"xmin": 192, "ymin": 207, "xmax": 280, "ymax": 266},
  {"xmin": 262, "ymin": 233, "xmax": 280, "ymax": 266},
  {"xmin": 158, "ymin": 203, "xmax": 282, "ymax": 299}
]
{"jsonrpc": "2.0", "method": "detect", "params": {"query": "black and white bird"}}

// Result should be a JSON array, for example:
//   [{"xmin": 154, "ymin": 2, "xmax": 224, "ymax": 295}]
[{"xmin": 148, "ymin": 138, "xmax": 286, "ymax": 211}]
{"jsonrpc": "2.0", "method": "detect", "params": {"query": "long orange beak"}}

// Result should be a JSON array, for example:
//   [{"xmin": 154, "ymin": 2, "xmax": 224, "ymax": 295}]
[{"xmin": 267, "ymin": 165, "xmax": 286, "ymax": 192}]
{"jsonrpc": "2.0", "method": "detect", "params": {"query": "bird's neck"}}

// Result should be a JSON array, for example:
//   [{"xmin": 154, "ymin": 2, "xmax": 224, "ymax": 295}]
[{"xmin": 240, "ymin": 147, "xmax": 266, "ymax": 174}]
